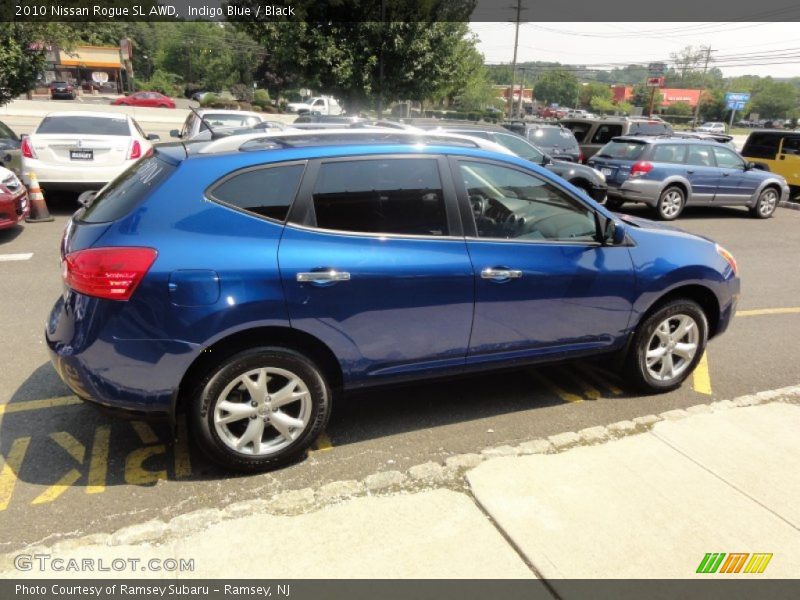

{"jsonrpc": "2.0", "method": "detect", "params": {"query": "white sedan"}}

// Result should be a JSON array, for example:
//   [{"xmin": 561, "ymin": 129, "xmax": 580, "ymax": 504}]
[
  {"xmin": 21, "ymin": 111, "xmax": 158, "ymax": 192},
  {"xmin": 695, "ymin": 122, "xmax": 727, "ymax": 134}
]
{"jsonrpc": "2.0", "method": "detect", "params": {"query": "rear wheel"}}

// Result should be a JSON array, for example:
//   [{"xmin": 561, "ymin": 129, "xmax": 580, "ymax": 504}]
[
  {"xmin": 750, "ymin": 187, "xmax": 779, "ymax": 218},
  {"xmin": 655, "ymin": 186, "xmax": 685, "ymax": 221},
  {"xmin": 624, "ymin": 299, "xmax": 708, "ymax": 393},
  {"xmin": 189, "ymin": 347, "xmax": 331, "ymax": 472}
]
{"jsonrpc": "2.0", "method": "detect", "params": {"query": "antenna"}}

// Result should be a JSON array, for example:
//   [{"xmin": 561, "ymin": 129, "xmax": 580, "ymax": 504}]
[{"xmin": 191, "ymin": 106, "xmax": 231, "ymax": 140}]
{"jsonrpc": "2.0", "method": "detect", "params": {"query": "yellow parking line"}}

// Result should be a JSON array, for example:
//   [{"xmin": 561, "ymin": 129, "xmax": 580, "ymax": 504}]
[
  {"xmin": 131, "ymin": 421, "xmax": 159, "ymax": 445},
  {"xmin": 0, "ymin": 396, "xmax": 82, "ymax": 416},
  {"xmin": 580, "ymin": 365, "xmax": 623, "ymax": 395},
  {"xmin": 50, "ymin": 432, "xmax": 86, "ymax": 464},
  {"xmin": 558, "ymin": 367, "xmax": 601, "ymax": 400},
  {"xmin": 530, "ymin": 371, "xmax": 583, "ymax": 403},
  {"xmin": 86, "ymin": 426, "xmax": 111, "ymax": 494},
  {"xmin": 0, "ymin": 437, "xmax": 31, "ymax": 511},
  {"xmin": 173, "ymin": 415, "xmax": 192, "ymax": 479},
  {"xmin": 32, "ymin": 470, "xmax": 82, "ymax": 505},
  {"xmin": 312, "ymin": 432, "xmax": 333, "ymax": 452},
  {"xmin": 692, "ymin": 352, "xmax": 713, "ymax": 396},
  {"xmin": 736, "ymin": 307, "xmax": 800, "ymax": 317}
]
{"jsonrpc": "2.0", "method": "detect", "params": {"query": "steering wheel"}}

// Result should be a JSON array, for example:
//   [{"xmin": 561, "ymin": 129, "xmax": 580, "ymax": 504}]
[{"xmin": 470, "ymin": 194, "xmax": 489, "ymax": 217}]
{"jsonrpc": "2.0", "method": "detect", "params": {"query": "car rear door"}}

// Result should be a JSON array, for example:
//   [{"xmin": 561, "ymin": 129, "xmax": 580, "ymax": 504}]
[
  {"xmin": 278, "ymin": 155, "xmax": 475, "ymax": 386},
  {"xmin": 711, "ymin": 146, "xmax": 756, "ymax": 204},
  {"xmin": 776, "ymin": 134, "xmax": 800, "ymax": 187},
  {"xmin": 683, "ymin": 144, "xmax": 721, "ymax": 205},
  {"xmin": 452, "ymin": 158, "xmax": 634, "ymax": 362}
]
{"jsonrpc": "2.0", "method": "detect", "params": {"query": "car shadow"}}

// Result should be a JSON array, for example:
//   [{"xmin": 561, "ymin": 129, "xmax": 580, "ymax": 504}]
[
  {"xmin": 0, "ymin": 224, "xmax": 24, "ymax": 244},
  {"xmin": 2, "ymin": 359, "xmax": 633, "ymax": 487},
  {"xmin": 617, "ymin": 204, "xmax": 752, "ymax": 220}
]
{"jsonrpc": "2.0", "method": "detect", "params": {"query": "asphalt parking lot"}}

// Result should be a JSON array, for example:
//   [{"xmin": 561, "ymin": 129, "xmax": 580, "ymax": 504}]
[{"xmin": 1, "ymin": 195, "xmax": 799, "ymax": 554}]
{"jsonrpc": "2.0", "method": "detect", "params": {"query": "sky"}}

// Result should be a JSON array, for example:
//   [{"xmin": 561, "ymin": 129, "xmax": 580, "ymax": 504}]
[{"xmin": 469, "ymin": 22, "xmax": 800, "ymax": 79}]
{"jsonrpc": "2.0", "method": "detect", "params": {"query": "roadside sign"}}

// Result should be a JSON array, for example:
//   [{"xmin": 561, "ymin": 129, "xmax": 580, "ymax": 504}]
[
  {"xmin": 648, "ymin": 62, "xmax": 667, "ymax": 77},
  {"xmin": 646, "ymin": 77, "xmax": 665, "ymax": 88},
  {"xmin": 91, "ymin": 72, "xmax": 108, "ymax": 83},
  {"xmin": 727, "ymin": 101, "xmax": 747, "ymax": 111},
  {"xmin": 725, "ymin": 92, "xmax": 751, "ymax": 103}
]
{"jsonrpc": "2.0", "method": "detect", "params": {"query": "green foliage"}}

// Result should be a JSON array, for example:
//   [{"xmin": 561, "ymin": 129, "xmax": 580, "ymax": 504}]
[
  {"xmin": 665, "ymin": 101, "xmax": 693, "ymax": 116},
  {"xmin": 533, "ymin": 70, "xmax": 580, "ymax": 108},
  {"xmin": 632, "ymin": 85, "xmax": 662, "ymax": 113},
  {"xmin": 136, "ymin": 69, "xmax": 181, "ymax": 96},
  {"xmin": 230, "ymin": 83, "xmax": 253, "ymax": 103},
  {"xmin": 699, "ymin": 88, "xmax": 727, "ymax": 121},
  {"xmin": 590, "ymin": 96, "xmax": 617, "ymax": 114},
  {"xmin": 199, "ymin": 93, "xmax": 219, "ymax": 107},
  {"xmin": 749, "ymin": 78, "xmax": 799, "ymax": 118},
  {"xmin": 253, "ymin": 89, "xmax": 270, "ymax": 104},
  {"xmin": 579, "ymin": 83, "xmax": 611, "ymax": 109}
]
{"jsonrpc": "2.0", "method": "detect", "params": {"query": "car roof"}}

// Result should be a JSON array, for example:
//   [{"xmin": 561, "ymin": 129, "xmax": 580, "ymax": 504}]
[
  {"xmin": 194, "ymin": 109, "xmax": 263, "ymax": 118},
  {"xmin": 611, "ymin": 136, "xmax": 717, "ymax": 145}
]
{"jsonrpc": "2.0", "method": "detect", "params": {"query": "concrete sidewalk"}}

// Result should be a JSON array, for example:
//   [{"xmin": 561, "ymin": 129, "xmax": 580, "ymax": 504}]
[{"xmin": 2, "ymin": 388, "xmax": 798, "ymax": 581}]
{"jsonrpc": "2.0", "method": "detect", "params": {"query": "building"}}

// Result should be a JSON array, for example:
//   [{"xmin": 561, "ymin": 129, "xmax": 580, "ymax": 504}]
[
  {"xmin": 38, "ymin": 45, "xmax": 127, "ymax": 93},
  {"xmin": 611, "ymin": 85, "xmax": 705, "ymax": 109}
]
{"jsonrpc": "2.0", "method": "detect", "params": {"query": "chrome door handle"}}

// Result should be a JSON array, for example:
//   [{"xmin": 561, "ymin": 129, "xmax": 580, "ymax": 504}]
[
  {"xmin": 481, "ymin": 268, "xmax": 522, "ymax": 280},
  {"xmin": 296, "ymin": 270, "xmax": 351, "ymax": 282}
]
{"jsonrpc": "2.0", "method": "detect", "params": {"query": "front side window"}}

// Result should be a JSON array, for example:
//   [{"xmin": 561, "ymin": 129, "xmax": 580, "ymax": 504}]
[
  {"xmin": 312, "ymin": 158, "xmax": 447, "ymax": 236},
  {"xmin": 209, "ymin": 164, "xmax": 305, "ymax": 221},
  {"xmin": 781, "ymin": 135, "xmax": 800, "ymax": 155},
  {"xmin": 459, "ymin": 161, "xmax": 596, "ymax": 242},
  {"xmin": 562, "ymin": 121, "xmax": 592, "ymax": 142},
  {"xmin": 713, "ymin": 146, "xmax": 744, "ymax": 169},
  {"xmin": 742, "ymin": 133, "xmax": 780, "ymax": 159}
]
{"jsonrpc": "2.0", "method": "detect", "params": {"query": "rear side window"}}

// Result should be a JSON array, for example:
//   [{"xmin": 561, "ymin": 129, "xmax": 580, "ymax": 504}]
[
  {"xmin": 781, "ymin": 135, "xmax": 800, "ymax": 155},
  {"xmin": 591, "ymin": 124, "xmax": 623, "ymax": 145},
  {"xmin": 80, "ymin": 156, "xmax": 174, "ymax": 223},
  {"xmin": 311, "ymin": 158, "xmax": 447, "ymax": 236},
  {"xmin": 595, "ymin": 140, "xmax": 646, "ymax": 160},
  {"xmin": 527, "ymin": 127, "xmax": 577, "ymax": 147},
  {"xmin": 742, "ymin": 133, "xmax": 781, "ymax": 159},
  {"xmin": 37, "ymin": 116, "xmax": 130, "ymax": 136},
  {"xmin": 561, "ymin": 122, "xmax": 592, "ymax": 142},
  {"xmin": 209, "ymin": 163, "xmax": 305, "ymax": 221},
  {"xmin": 649, "ymin": 144, "xmax": 687, "ymax": 164}
]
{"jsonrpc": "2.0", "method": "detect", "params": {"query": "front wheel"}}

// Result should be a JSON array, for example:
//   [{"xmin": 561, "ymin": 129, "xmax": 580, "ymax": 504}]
[
  {"xmin": 624, "ymin": 299, "xmax": 708, "ymax": 393},
  {"xmin": 655, "ymin": 186, "xmax": 685, "ymax": 221},
  {"xmin": 189, "ymin": 347, "xmax": 332, "ymax": 472},
  {"xmin": 604, "ymin": 197, "xmax": 624, "ymax": 210},
  {"xmin": 750, "ymin": 187, "xmax": 779, "ymax": 219}
]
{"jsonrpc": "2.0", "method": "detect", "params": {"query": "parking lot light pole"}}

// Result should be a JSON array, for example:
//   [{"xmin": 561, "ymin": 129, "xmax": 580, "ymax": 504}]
[
  {"xmin": 692, "ymin": 46, "xmax": 714, "ymax": 128},
  {"xmin": 507, "ymin": 1, "xmax": 522, "ymax": 120}
]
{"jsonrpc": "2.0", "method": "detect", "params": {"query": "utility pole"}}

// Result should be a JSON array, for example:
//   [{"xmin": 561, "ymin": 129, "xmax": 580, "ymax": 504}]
[
  {"xmin": 692, "ymin": 46, "xmax": 713, "ymax": 128},
  {"xmin": 377, "ymin": 0, "xmax": 385, "ymax": 118},
  {"xmin": 507, "ymin": 1, "xmax": 522, "ymax": 120},
  {"xmin": 517, "ymin": 67, "xmax": 527, "ymax": 118}
]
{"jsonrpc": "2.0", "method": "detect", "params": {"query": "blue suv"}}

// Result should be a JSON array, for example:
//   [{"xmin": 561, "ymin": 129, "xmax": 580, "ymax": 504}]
[
  {"xmin": 587, "ymin": 137, "xmax": 789, "ymax": 220},
  {"xmin": 47, "ymin": 130, "xmax": 740, "ymax": 471}
]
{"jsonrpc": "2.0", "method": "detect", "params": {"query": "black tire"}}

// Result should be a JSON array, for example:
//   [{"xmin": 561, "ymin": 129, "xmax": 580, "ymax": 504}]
[
  {"xmin": 749, "ymin": 186, "xmax": 779, "ymax": 219},
  {"xmin": 189, "ymin": 347, "xmax": 331, "ymax": 472},
  {"xmin": 655, "ymin": 186, "xmax": 685, "ymax": 221},
  {"xmin": 624, "ymin": 299, "xmax": 708, "ymax": 394},
  {"xmin": 604, "ymin": 197, "xmax": 624, "ymax": 210},
  {"xmin": 789, "ymin": 185, "xmax": 800, "ymax": 201}
]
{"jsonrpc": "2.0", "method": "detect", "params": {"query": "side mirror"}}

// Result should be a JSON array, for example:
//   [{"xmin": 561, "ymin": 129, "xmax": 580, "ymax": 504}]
[
  {"xmin": 77, "ymin": 190, "xmax": 97, "ymax": 208},
  {"xmin": 147, "ymin": 133, "xmax": 160, "ymax": 141},
  {"xmin": 595, "ymin": 212, "xmax": 626, "ymax": 245},
  {"xmin": 744, "ymin": 161, "xmax": 755, "ymax": 171},
  {"xmin": 169, "ymin": 129, "xmax": 180, "ymax": 138},
  {"xmin": 541, "ymin": 154, "xmax": 552, "ymax": 166}
]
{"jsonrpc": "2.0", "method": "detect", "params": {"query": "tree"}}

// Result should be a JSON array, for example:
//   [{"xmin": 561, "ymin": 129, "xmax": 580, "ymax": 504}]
[
  {"xmin": 749, "ymin": 78, "xmax": 798, "ymax": 119},
  {"xmin": 533, "ymin": 70, "xmax": 580, "ymax": 108},
  {"xmin": 579, "ymin": 82, "xmax": 611, "ymax": 109},
  {"xmin": 664, "ymin": 101, "xmax": 693, "ymax": 116},
  {"xmin": 632, "ymin": 84, "xmax": 662, "ymax": 113}
]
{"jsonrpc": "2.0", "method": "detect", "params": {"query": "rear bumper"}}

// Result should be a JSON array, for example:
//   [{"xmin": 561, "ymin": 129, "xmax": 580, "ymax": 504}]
[
  {"xmin": 0, "ymin": 189, "xmax": 29, "ymax": 229},
  {"xmin": 21, "ymin": 158, "xmax": 134, "ymax": 190},
  {"xmin": 607, "ymin": 178, "xmax": 662, "ymax": 206}
]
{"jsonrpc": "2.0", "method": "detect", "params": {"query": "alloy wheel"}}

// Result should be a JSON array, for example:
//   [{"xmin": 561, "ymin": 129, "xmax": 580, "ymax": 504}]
[
  {"xmin": 660, "ymin": 190, "xmax": 683, "ymax": 219},
  {"xmin": 759, "ymin": 189, "xmax": 778, "ymax": 217},
  {"xmin": 644, "ymin": 314, "xmax": 699, "ymax": 383}
]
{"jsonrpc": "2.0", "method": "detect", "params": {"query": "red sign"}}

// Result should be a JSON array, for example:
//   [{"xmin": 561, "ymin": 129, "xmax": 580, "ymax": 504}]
[{"xmin": 646, "ymin": 77, "xmax": 665, "ymax": 88}]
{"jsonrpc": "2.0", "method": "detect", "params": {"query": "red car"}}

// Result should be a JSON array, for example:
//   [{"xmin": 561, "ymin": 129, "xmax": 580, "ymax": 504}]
[
  {"xmin": 0, "ymin": 167, "xmax": 29, "ymax": 230},
  {"xmin": 112, "ymin": 91, "xmax": 175, "ymax": 109}
]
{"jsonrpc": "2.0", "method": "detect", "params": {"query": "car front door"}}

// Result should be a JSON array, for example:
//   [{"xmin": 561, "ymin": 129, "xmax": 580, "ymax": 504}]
[
  {"xmin": 278, "ymin": 155, "xmax": 475, "ymax": 386},
  {"xmin": 453, "ymin": 158, "xmax": 635, "ymax": 362},
  {"xmin": 712, "ymin": 145, "xmax": 757, "ymax": 204},
  {"xmin": 683, "ymin": 144, "xmax": 720, "ymax": 205},
  {"xmin": 776, "ymin": 134, "xmax": 800, "ymax": 188}
]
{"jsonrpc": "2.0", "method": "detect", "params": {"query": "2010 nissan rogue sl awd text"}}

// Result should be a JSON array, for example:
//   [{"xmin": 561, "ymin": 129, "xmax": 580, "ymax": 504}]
[{"xmin": 46, "ymin": 130, "xmax": 740, "ymax": 471}]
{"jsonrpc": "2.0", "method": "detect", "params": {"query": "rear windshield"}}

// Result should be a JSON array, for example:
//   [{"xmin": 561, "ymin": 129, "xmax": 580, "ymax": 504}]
[
  {"xmin": 628, "ymin": 121, "xmax": 672, "ymax": 135},
  {"xmin": 595, "ymin": 140, "xmax": 647, "ymax": 161},
  {"xmin": 527, "ymin": 128, "xmax": 577, "ymax": 146},
  {"xmin": 200, "ymin": 114, "xmax": 261, "ymax": 130},
  {"xmin": 37, "ymin": 116, "xmax": 130, "ymax": 136},
  {"xmin": 79, "ymin": 156, "xmax": 175, "ymax": 223}
]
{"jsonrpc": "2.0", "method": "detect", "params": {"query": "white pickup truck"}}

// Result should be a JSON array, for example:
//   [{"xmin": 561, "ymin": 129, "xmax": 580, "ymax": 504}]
[{"xmin": 286, "ymin": 96, "xmax": 344, "ymax": 116}]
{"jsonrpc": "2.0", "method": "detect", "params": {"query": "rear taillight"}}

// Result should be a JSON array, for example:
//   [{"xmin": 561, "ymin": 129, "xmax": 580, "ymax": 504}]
[
  {"xmin": 578, "ymin": 149, "xmax": 584, "ymax": 163},
  {"xmin": 21, "ymin": 137, "xmax": 36, "ymax": 159},
  {"xmin": 630, "ymin": 161, "xmax": 653, "ymax": 177},
  {"xmin": 62, "ymin": 247, "xmax": 157, "ymax": 301},
  {"xmin": 128, "ymin": 139, "xmax": 142, "ymax": 160}
]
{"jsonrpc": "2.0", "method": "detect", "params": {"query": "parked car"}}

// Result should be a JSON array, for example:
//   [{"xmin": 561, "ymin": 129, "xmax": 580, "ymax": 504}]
[
  {"xmin": 667, "ymin": 131, "xmax": 737, "ymax": 151},
  {"xmin": 49, "ymin": 81, "xmax": 76, "ymax": 100},
  {"xmin": 741, "ymin": 129, "xmax": 800, "ymax": 197},
  {"xmin": 112, "ymin": 91, "xmax": 176, "ymax": 109},
  {"xmin": 560, "ymin": 117, "xmax": 674, "ymax": 161},
  {"xmin": 0, "ymin": 120, "xmax": 22, "ymax": 176},
  {"xmin": 587, "ymin": 136, "xmax": 789, "ymax": 220},
  {"xmin": 47, "ymin": 129, "xmax": 739, "ymax": 471},
  {"xmin": 695, "ymin": 122, "xmax": 727, "ymax": 134},
  {"xmin": 170, "ymin": 110, "xmax": 267, "ymax": 141},
  {"xmin": 21, "ymin": 111, "xmax": 159, "ymax": 193},
  {"xmin": 0, "ymin": 165, "xmax": 28, "ymax": 230},
  {"xmin": 286, "ymin": 96, "xmax": 343, "ymax": 116},
  {"xmin": 503, "ymin": 122, "xmax": 582, "ymax": 162},
  {"xmin": 413, "ymin": 122, "xmax": 607, "ymax": 202}
]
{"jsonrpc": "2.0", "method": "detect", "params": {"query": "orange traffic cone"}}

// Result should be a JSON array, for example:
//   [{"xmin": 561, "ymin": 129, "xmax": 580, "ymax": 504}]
[{"xmin": 25, "ymin": 172, "xmax": 54, "ymax": 223}]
